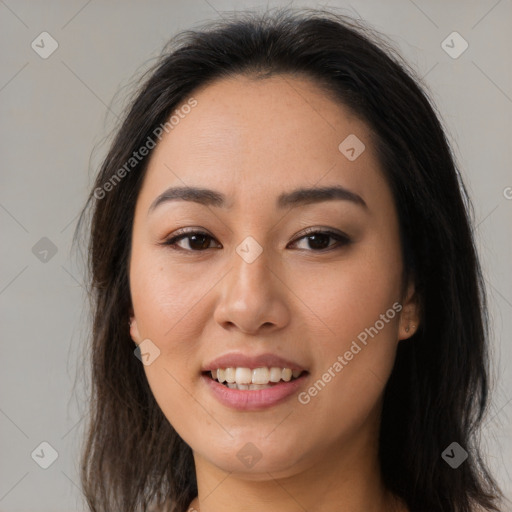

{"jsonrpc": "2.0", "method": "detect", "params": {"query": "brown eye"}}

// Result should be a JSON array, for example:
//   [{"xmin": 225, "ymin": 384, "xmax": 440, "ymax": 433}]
[
  {"xmin": 162, "ymin": 230, "xmax": 220, "ymax": 252},
  {"xmin": 290, "ymin": 229, "xmax": 351, "ymax": 252},
  {"xmin": 161, "ymin": 228, "xmax": 351, "ymax": 253}
]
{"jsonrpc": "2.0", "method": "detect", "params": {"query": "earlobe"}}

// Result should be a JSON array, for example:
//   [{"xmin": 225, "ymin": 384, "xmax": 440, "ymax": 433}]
[
  {"xmin": 129, "ymin": 311, "xmax": 141, "ymax": 345},
  {"xmin": 399, "ymin": 281, "xmax": 421, "ymax": 340},
  {"xmin": 400, "ymin": 321, "xmax": 417, "ymax": 339}
]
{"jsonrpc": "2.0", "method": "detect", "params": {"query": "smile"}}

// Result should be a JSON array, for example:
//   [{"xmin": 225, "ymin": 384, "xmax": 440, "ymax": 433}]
[
  {"xmin": 201, "ymin": 368, "xmax": 309, "ymax": 410},
  {"xmin": 208, "ymin": 366, "xmax": 303, "ymax": 389}
]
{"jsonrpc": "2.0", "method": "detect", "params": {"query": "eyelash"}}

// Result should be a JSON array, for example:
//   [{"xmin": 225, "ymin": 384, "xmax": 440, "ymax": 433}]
[{"xmin": 160, "ymin": 227, "xmax": 351, "ymax": 253}]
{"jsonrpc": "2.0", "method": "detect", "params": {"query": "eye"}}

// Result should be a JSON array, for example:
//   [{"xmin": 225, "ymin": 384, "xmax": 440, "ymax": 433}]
[
  {"xmin": 160, "ymin": 229, "xmax": 220, "ymax": 252},
  {"xmin": 289, "ymin": 228, "xmax": 351, "ymax": 252},
  {"xmin": 159, "ymin": 227, "xmax": 351, "ymax": 253}
]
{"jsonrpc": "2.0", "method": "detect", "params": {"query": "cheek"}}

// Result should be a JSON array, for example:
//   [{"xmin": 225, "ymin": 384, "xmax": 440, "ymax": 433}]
[
  {"xmin": 129, "ymin": 252, "xmax": 209, "ymax": 440},
  {"xmin": 130, "ymin": 246, "xmax": 210, "ymax": 344},
  {"xmin": 292, "ymin": 236, "xmax": 402, "ymax": 415},
  {"xmin": 293, "ymin": 243, "xmax": 402, "ymax": 347},
  {"xmin": 143, "ymin": 362, "xmax": 222, "ymax": 456},
  {"xmin": 129, "ymin": 248, "xmax": 210, "ymax": 417}
]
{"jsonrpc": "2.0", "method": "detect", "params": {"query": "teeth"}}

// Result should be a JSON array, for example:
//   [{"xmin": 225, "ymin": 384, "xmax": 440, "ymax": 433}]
[
  {"xmin": 249, "ymin": 383, "xmax": 269, "ymax": 390},
  {"xmin": 235, "ymin": 367, "xmax": 252, "ymax": 385},
  {"xmin": 282, "ymin": 368, "xmax": 292, "ymax": 382},
  {"xmin": 209, "ymin": 366, "xmax": 303, "ymax": 386},
  {"xmin": 269, "ymin": 367, "xmax": 282, "ymax": 382},
  {"xmin": 225, "ymin": 367, "xmax": 236, "ymax": 383},
  {"xmin": 252, "ymin": 367, "xmax": 270, "ymax": 384},
  {"xmin": 227, "ymin": 382, "xmax": 274, "ymax": 390}
]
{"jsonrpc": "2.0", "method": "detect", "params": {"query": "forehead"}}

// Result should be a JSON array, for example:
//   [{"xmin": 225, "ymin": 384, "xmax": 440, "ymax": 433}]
[{"xmin": 139, "ymin": 74, "xmax": 387, "ymax": 211}]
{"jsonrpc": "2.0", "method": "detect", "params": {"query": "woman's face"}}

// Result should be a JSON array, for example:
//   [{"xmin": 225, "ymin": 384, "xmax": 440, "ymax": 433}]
[{"xmin": 129, "ymin": 74, "xmax": 418, "ymax": 478}]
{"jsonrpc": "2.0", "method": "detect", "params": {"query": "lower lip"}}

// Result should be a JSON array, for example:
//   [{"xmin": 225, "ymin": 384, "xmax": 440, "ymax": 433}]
[{"xmin": 201, "ymin": 373, "xmax": 308, "ymax": 411}]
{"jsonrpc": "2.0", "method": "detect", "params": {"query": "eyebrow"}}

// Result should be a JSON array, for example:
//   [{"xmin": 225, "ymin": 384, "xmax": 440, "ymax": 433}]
[{"xmin": 148, "ymin": 185, "xmax": 367, "ymax": 214}]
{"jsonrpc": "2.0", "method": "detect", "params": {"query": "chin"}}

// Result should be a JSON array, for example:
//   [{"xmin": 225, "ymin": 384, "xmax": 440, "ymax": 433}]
[
  {"xmin": 197, "ymin": 436, "xmax": 308, "ymax": 476},
  {"xmin": 211, "ymin": 454, "xmax": 303, "ymax": 478}
]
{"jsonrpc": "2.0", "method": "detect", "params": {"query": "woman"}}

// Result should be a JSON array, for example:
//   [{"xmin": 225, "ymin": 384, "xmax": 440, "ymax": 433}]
[{"xmin": 75, "ymin": 7, "xmax": 504, "ymax": 512}]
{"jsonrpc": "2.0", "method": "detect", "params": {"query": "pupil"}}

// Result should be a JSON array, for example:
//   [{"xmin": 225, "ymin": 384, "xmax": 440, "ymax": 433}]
[
  {"xmin": 309, "ymin": 234, "xmax": 329, "ymax": 250},
  {"xmin": 190, "ymin": 234, "xmax": 210, "ymax": 250}
]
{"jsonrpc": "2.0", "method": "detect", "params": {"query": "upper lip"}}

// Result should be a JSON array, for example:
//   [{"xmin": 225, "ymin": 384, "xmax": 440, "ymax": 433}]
[{"xmin": 202, "ymin": 352, "xmax": 307, "ymax": 372}]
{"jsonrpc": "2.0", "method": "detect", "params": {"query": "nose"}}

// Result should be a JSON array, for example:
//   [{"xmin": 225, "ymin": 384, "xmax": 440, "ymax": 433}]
[{"xmin": 213, "ymin": 245, "xmax": 291, "ymax": 335}]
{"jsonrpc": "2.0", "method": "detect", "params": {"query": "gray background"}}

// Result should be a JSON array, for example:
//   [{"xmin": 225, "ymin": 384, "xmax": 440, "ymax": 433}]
[{"xmin": 1, "ymin": 0, "xmax": 511, "ymax": 510}]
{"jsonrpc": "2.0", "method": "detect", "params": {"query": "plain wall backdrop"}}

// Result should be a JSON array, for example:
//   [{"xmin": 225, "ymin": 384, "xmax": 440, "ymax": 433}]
[{"xmin": 0, "ymin": 0, "xmax": 511, "ymax": 510}]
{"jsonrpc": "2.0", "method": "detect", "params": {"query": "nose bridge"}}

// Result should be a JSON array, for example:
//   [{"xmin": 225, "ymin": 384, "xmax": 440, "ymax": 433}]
[
  {"xmin": 214, "ymin": 236, "xmax": 289, "ymax": 333},
  {"xmin": 229, "ymin": 237, "xmax": 275, "ymax": 304}
]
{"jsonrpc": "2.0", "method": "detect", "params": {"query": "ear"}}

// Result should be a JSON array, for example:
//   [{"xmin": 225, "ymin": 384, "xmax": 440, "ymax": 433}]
[
  {"xmin": 398, "ymin": 280, "xmax": 421, "ymax": 340},
  {"xmin": 129, "ymin": 307, "xmax": 142, "ymax": 345}
]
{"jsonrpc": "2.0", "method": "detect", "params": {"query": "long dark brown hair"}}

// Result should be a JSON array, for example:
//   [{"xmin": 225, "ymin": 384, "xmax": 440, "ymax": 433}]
[{"xmin": 74, "ymin": 7, "xmax": 504, "ymax": 512}]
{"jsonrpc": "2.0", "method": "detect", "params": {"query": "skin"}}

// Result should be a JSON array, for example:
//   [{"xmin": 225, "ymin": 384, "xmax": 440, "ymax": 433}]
[{"xmin": 129, "ymin": 74, "xmax": 420, "ymax": 512}]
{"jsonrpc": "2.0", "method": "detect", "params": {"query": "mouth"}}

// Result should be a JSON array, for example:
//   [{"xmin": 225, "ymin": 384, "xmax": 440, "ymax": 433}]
[
  {"xmin": 203, "ymin": 367, "xmax": 307, "ymax": 390},
  {"xmin": 201, "ymin": 367, "xmax": 310, "ymax": 411}
]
